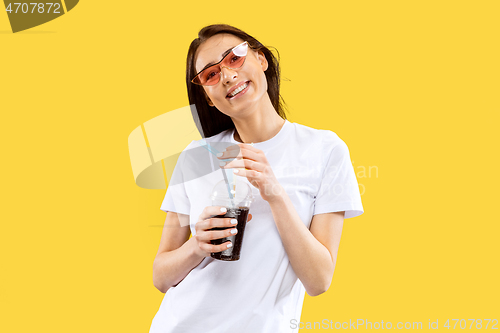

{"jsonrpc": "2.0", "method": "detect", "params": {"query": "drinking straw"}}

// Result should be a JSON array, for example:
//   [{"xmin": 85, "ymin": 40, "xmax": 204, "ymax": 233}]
[
  {"xmin": 196, "ymin": 140, "xmax": 235, "ymax": 208},
  {"xmin": 232, "ymin": 142, "xmax": 253, "ymax": 193}
]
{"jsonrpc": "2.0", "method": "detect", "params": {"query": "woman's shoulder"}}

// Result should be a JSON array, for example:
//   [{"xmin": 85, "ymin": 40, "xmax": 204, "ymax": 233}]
[
  {"xmin": 290, "ymin": 122, "xmax": 350, "ymax": 164},
  {"xmin": 290, "ymin": 121, "xmax": 343, "ymax": 146}
]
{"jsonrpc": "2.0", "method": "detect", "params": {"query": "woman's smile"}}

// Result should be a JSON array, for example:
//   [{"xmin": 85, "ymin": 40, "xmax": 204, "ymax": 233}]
[{"xmin": 226, "ymin": 81, "xmax": 250, "ymax": 100}]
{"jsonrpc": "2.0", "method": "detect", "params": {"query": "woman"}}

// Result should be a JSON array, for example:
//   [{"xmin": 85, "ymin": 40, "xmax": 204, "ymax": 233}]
[{"xmin": 150, "ymin": 24, "xmax": 364, "ymax": 333}]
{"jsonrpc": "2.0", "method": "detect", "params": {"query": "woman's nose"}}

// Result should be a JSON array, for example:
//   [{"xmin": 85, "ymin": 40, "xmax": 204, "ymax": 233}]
[{"xmin": 220, "ymin": 66, "xmax": 238, "ymax": 84}]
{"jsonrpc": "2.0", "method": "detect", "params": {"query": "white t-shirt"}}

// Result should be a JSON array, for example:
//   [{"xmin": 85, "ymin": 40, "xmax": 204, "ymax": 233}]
[{"xmin": 150, "ymin": 119, "xmax": 364, "ymax": 333}]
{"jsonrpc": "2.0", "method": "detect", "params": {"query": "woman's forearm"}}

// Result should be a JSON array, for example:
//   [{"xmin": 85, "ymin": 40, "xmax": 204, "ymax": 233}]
[
  {"xmin": 153, "ymin": 237, "xmax": 205, "ymax": 293},
  {"xmin": 268, "ymin": 190, "xmax": 335, "ymax": 296}
]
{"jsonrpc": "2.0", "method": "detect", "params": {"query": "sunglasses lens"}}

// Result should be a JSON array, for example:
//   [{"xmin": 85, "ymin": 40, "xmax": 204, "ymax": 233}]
[
  {"xmin": 198, "ymin": 65, "xmax": 220, "ymax": 86},
  {"xmin": 193, "ymin": 65, "xmax": 221, "ymax": 86},
  {"xmin": 222, "ymin": 51, "xmax": 246, "ymax": 70}
]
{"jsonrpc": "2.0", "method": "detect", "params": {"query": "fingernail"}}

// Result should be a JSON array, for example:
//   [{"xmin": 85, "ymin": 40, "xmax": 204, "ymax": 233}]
[
  {"xmin": 216, "ymin": 153, "xmax": 223, "ymax": 157},
  {"xmin": 219, "ymin": 161, "xmax": 226, "ymax": 167},
  {"xmin": 230, "ymin": 229, "xmax": 237, "ymax": 234},
  {"xmin": 231, "ymin": 219, "xmax": 237, "ymax": 224},
  {"xmin": 220, "ymin": 207, "xmax": 227, "ymax": 213},
  {"xmin": 233, "ymin": 169, "xmax": 239, "ymax": 174},
  {"xmin": 226, "ymin": 243, "xmax": 232, "ymax": 248}
]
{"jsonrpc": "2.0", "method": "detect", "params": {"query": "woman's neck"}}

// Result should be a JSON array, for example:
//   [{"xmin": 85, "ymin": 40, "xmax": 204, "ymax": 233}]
[
  {"xmin": 232, "ymin": 103, "xmax": 286, "ymax": 144},
  {"xmin": 233, "ymin": 111, "xmax": 285, "ymax": 143}
]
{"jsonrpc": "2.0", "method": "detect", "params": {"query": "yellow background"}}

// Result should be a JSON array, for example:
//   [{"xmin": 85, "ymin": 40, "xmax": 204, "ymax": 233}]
[{"xmin": 1, "ymin": 1, "xmax": 499, "ymax": 332}]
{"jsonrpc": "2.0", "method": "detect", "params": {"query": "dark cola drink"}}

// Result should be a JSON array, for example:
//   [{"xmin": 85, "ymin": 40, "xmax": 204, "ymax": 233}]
[{"xmin": 210, "ymin": 207, "xmax": 250, "ymax": 261}]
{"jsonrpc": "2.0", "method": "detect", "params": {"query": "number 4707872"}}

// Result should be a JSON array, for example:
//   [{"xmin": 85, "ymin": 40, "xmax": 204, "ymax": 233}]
[
  {"xmin": 444, "ymin": 319, "xmax": 498, "ymax": 329},
  {"xmin": 5, "ymin": 3, "xmax": 61, "ymax": 14}
]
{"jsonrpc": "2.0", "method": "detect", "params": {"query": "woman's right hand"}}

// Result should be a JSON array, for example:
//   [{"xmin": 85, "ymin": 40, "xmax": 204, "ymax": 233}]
[{"xmin": 193, "ymin": 206, "xmax": 253, "ymax": 258}]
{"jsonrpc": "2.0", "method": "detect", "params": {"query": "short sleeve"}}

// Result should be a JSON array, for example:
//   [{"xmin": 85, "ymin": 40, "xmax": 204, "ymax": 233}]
[
  {"xmin": 313, "ymin": 134, "xmax": 364, "ymax": 219},
  {"xmin": 160, "ymin": 143, "xmax": 192, "ymax": 216}
]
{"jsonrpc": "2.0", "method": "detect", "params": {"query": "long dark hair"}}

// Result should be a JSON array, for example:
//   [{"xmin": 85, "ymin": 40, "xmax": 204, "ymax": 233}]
[{"xmin": 186, "ymin": 24, "xmax": 287, "ymax": 138}]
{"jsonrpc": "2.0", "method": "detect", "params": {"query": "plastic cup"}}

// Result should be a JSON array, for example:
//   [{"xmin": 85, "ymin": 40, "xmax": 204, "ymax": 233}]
[{"xmin": 209, "ymin": 178, "xmax": 253, "ymax": 261}]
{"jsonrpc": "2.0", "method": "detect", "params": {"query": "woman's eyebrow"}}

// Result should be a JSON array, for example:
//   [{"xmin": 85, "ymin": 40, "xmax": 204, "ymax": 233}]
[{"xmin": 199, "ymin": 46, "xmax": 235, "ymax": 73}]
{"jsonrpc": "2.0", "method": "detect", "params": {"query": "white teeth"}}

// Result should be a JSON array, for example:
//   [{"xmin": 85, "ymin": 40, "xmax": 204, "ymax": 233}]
[{"xmin": 229, "ymin": 82, "xmax": 248, "ymax": 97}]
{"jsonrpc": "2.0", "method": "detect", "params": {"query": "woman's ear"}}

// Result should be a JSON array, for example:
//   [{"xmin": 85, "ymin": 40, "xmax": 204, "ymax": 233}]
[{"xmin": 257, "ymin": 51, "xmax": 268, "ymax": 72}]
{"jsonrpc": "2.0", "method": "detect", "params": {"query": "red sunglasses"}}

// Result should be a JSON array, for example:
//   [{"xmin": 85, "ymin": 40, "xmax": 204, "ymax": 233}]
[{"xmin": 192, "ymin": 41, "xmax": 250, "ymax": 86}]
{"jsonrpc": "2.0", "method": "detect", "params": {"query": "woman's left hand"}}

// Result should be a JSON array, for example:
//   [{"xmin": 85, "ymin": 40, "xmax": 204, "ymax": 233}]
[{"xmin": 217, "ymin": 143, "xmax": 284, "ymax": 203}]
